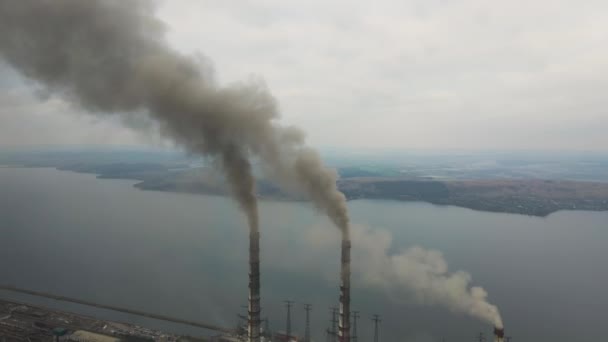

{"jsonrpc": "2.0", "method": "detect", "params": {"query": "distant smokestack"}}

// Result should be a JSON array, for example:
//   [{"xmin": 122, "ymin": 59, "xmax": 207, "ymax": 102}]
[
  {"xmin": 248, "ymin": 231, "xmax": 261, "ymax": 342},
  {"xmin": 338, "ymin": 239, "xmax": 351, "ymax": 342},
  {"xmin": 494, "ymin": 327, "xmax": 505, "ymax": 342}
]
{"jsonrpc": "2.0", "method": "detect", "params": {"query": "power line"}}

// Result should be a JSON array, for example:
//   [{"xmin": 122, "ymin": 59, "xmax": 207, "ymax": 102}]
[{"xmin": 0, "ymin": 285, "xmax": 232, "ymax": 333}]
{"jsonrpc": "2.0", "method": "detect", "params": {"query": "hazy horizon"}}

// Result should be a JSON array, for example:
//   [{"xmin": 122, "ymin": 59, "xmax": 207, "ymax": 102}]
[{"xmin": 3, "ymin": 144, "xmax": 608, "ymax": 156}]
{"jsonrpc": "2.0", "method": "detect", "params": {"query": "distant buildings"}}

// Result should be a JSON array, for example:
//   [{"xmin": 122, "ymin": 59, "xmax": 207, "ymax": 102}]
[{"xmin": 68, "ymin": 330, "xmax": 120, "ymax": 342}]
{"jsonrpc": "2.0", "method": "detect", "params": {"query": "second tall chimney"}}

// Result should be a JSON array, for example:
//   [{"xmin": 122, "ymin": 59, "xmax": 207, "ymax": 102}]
[
  {"xmin": 248, "ymin": 231, "xmax": 261, "ymax": 342},
  {"xmin": 338, "ymin": 239, "xmax": 351, "ymax": 342}
]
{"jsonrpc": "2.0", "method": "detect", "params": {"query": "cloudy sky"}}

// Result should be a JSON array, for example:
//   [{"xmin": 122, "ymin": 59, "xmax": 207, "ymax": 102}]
[{"xmin": 1, "ymin": 0, "xmax": 607, "ymax": 151}]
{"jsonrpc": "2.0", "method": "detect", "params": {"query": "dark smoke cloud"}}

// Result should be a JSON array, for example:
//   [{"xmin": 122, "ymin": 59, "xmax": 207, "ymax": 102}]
[{"xmin": 0, "ymin": 0, "xmax": 349, "ymax": 237}]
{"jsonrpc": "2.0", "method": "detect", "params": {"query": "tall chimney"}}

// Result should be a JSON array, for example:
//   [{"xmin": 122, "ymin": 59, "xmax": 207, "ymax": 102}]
[
  {"xmin": 338, "ymin": 239, "xmax": 351, "ymax": 342},
  {"xmin": 494, "ymin": 327, "xmax": 505, "ymax": 342},
  {"xmin": 248, "ymin": 231, "xmax": 261, "ymax": 342}
]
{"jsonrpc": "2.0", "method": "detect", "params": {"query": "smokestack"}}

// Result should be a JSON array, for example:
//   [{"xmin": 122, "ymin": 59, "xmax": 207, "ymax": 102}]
[
  {"xmin": 338, "ymin": 239, "xmax": 351, "ymax": 342},
  {"xmin": 494, "ymin": 327, "xmax": 505, "ymax": 342},
  {"xmin": 248, "ymin": 231, "xmax": 261, "ymax": 342}
]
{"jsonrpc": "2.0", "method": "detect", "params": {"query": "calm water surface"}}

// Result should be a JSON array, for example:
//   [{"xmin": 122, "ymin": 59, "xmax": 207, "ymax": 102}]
[{"xmin": 0, "ymin": 167, "xmax": 606, "ymax": 342}]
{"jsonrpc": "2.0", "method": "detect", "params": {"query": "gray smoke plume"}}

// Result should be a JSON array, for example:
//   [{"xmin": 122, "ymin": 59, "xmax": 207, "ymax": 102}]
[
  {"xmin": 0, "ymin": 0, "xmax": 350, "ymax": 239},
  {"xmin": 0, "ymin": 4, "xmax": 352, "ymax": 339}
]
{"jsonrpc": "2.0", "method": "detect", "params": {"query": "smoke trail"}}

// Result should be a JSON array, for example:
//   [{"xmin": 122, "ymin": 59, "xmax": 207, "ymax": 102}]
[
  {"xmin": 0, "ymin": 1, "xmax": 504, "ymax": 333},
  {"xmin": 350, "ymin": 225, "xmax": 503, "ymax": 328},
  {"xmin": 0, "ymin": 4, "xmax": 351, "ymax": 340},
  {"xmin": 0, "ymin": 0, "xmax": 350, "ymax": 235}
]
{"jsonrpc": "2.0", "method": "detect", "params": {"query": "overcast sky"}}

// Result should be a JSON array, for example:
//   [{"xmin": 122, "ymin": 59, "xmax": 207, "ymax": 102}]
[{"xmin": 1, "ymin": 0, "xmax": 607, "ymax": 151}]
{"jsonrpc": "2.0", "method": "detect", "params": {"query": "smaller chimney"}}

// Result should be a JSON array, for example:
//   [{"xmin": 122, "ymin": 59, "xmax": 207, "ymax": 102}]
[{"xmin": 494, "ymin": 327, "xmax": 505, "ymax": 342}]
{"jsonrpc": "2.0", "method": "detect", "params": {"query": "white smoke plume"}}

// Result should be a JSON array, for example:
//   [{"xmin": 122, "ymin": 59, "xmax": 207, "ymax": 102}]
[
  {"xmin": 305, "ymin": 223, "xmax": 503, "ymax": 329},
  {"xmin": 354, "ymin": 225, "xmax": 503, "ymax": 328}
]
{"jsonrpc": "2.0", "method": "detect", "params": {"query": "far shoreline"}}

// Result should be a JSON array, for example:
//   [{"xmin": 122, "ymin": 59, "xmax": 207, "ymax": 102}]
[{"xmin": 4, "ymin": 165, "xmax": 608, "ymax": 219}]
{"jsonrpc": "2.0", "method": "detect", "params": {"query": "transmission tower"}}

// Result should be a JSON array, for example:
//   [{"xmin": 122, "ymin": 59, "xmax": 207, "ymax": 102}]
[
  {"xmin": 351, "ymin": 311, "xmax": 359, "ymax": 342},
  {"xmin": 304, "ymin": 304, "xmax": 312, "ymax": 342},
  {"xmin": 372, "ymin": 314, "xmax": 381, "ymax": 342},
  {"xmin": 236, "ymin": 304, "xmax": 248, "ymax": 336},
  {"xmin": 330, "ymin": 307, "xmax": 338, "ymax": 342},
  {"xmin": 477, "ymin": 332, "xmax": 485, "ymax": 342},
  {"xmin": 285, "ymin": 300, "xmax": 294, "ymax": 338},
  {"xmin": 263, "ymin": 316, "xmax": 271, "ymax": 338}
]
